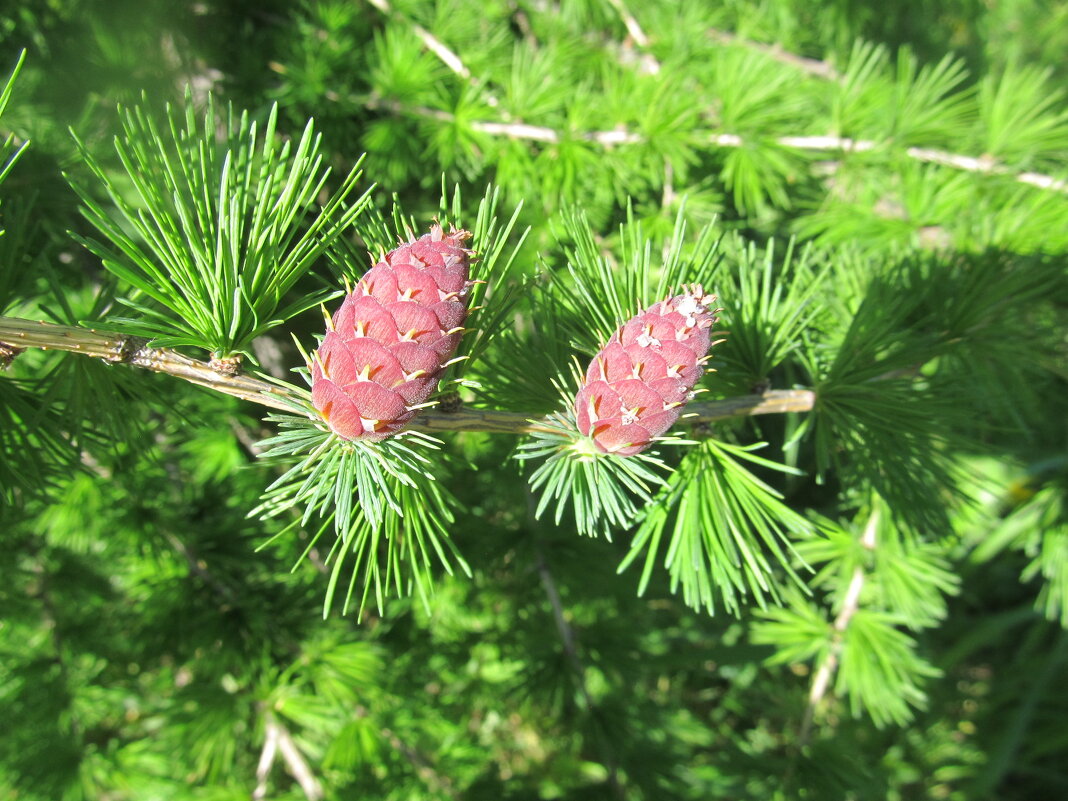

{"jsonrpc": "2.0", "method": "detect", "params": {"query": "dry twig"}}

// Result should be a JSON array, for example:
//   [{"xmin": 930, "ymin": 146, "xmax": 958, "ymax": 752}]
[
  {"xmin": 798, "ymin": 505, "xmax": 880, "ymax": 745},
  {"xmin": 255, "ymin": 712, "xmax": 324, "ymax": 801}
]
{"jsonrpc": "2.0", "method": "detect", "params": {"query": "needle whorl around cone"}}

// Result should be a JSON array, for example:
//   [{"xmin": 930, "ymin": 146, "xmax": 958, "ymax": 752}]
[
  {"xmin": 311, "ymin": 224, "xmax": 474, "ymax": 441},
  {"xmin": 574, "ymin": 286, "xmax": 721, "ymax": 456}
]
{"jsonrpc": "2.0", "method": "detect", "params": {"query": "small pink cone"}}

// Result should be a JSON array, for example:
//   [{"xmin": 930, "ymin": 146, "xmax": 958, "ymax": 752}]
[
  {"xmin": 311, "ymin": 224, "xmax": 474, "ymax": 441},
  {"xmin": 574, "ymin": 286, "xmax": 721, "ymax": 455}
]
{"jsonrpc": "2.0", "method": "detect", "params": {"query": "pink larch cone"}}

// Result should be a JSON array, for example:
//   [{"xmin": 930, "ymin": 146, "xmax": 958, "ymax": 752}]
[
  {"xmin": 574, "ymin": 286, "xmax": 720, "ymax": 456},
  {"xmin": 311, "ymin": 224, "xmax": 473, "ymax": 441}
]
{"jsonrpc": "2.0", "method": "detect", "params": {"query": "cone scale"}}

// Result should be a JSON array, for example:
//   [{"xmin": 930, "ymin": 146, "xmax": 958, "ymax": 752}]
[
  {"xmin": 311, "ymin": 224, "xmax": 473, "ymax": 441},
  {"xmin": 575, "ymin": 286, "xmax": 720, "ymax": 456}
]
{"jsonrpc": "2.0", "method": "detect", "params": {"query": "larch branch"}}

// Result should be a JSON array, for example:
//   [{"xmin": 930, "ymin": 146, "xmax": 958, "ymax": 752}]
[
  {"xmin": 365, "ymin": 0, "xmax": 502, "ymax": 107},
  {"xmin": 369, "ymin": 712, "xmax": 458, "ymax": 798},
  {"xmin": 357, "ymin": 8, "xmax": 1067, "ymax": 195},
  {"xmin": 268, "ymin": 713, "xmax": 325, "ymax": 801},
  {"xmin": 365, "ymin": 0, "xmax": 468, "ymax": 77},
  {"xmin": 0, "ymin": 317, "xmax": 299, "ymax": 412},
  {"xmin": 374, "ymin": 100, "xmax": 1068, "ymax": 193},
  {"xmin": 529, "ymin": 507, "xmax": 626, "ymax": 800},
  {"xmin": 605, "ymin": 0, "xmax": 650, "ymax": 48},
  {"xmin": 0, "ymin": 316, "xmax": 816, "ymax": 433},
  {"xmin": 253, "ymin": 716, "xmax": 280, "ymax": 800},
  {"xmin": 707, "ymin": 28, "xmax": 842, "ymax": 79}
]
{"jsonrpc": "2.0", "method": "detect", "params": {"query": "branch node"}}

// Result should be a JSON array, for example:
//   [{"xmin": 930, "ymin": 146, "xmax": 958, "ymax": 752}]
[
  {"xmin": 109, "ymin": 335, "xmax": 150, "ymax": 365},
  {"xmin": 209, "ymin": 353, "xmax": 244, "ymax": 376},
  {"xmin": 0, "ymin": 341, "xmax": 25, "ymax": 369},
  {"xmin": 436, "ymin": 391, "xmax": 464, "ymax": 413}
]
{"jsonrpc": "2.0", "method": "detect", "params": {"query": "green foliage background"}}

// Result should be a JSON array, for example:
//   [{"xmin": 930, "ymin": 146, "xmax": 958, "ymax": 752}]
[{"xmin": 1, "ymin": 1, "xmax": 1067, "ymax": 799}]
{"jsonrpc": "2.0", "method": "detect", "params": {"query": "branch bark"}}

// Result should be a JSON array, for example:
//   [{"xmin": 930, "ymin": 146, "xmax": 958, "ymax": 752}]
[
  {"xmin": 707, "ymin": 28, "xmax": 842, "ymax": 79},
  {"xmin": 0, "ymin": 317, "xmax": 298, "ymax": 411},
  {"xmin": 528, "ymin": 499, "xmax": 627, "ymax": 800},
  {"xmin": 255, "ymin": 712, "xmax": 324, "ymax": 801},
  {"xmin": 0, "ymin": 316, "xmax": 816, "ymax": 433},
  {"xmin": 798, "ymin": 505, "xmax": 880, "ymax": 745},
  {"xmin": 374, "ymin": 718, "xmax": 458, "ymax": 797}
]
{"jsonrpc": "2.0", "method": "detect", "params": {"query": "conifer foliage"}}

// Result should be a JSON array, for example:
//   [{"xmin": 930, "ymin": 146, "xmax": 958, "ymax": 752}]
[{"xmin": 1, "ymin": 2, "xmax": 1067, "ymax": 800}]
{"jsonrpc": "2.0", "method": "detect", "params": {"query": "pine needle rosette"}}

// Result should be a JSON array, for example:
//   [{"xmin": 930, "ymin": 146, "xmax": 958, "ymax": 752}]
[
  {"xmin": 68, "ymin": 91, "xmax": 373, "ymax": 363},
  {"xmin": 251, "ymin": 411, "xmax": 467, "ymax": 619},
  {"xmin": 619, "ymin": 439, "xmax": 812, "ymax": 617},
  {"xmin": 516, "ymin": 397, "xmax": 670, "ymax": 540}
]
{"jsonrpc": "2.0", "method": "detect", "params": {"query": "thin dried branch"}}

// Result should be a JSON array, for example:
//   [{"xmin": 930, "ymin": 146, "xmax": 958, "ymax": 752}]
[
  {"xmin": 163, "ymin": 528, "xmax": 238, "ymax": 604},
  {"xmin": 253, "ymin": 715, "xmax": 280, "ymax": 800},
  {"xmin": 352, "ymin": 703, "xmax": 457, "ymax": 796},
  {"xmin": 256, "ymin": 712, "xmax": 324, "ymax": 801},
  {"xmin": 604, "ymin": 0, "xmax": 660, "ymax": 75},
  {"xmin": 529, "ymin": 506, "xmax": 626, "ymax": 800},
  {"xmin": 28, "ymin": 548, "xmax": 85, "ymax": 746},
  {"xmin": 906, "ymin": 146, "xmax": 1066, "ymax": 191},
  {"xmin": 411, "ymin": 392, "xmax": 815, "ymax": 433},
  {"xmin": 373, "ymin": 100, "xmax": 1068, "ymax": 193},
  {"xmin": 364, "ymin": 0, "xmax": 467, "ymax": 77},
  {"xmin": 371, "ymin": 713, "xmax": 458, "ymax": 797},
  {"xmin": 799, "ymin": 505, "xmax": 879, "ymax": 745},
  {"xmin": 508, "ymin": 0, "xmax": 537, "ymax": 45},
  {"xmin": 605, "ymin": 0, "xmax": 650, "ymax": 48},
  {"xmin": 707, "ymin": 28, "xmax": 842, "ymax": 79},
  {"xmin": 0, "ymin": 316, "xmax": 815, "ymax": 433},
  {"xmin": 365, "ymin": 0, "xmax": 501, "ymax": 106},
  {"xmin": 365, "ymin": 98, "xmax": 643, "ymax": 144},
  {"xmin": 274, "ymin": 717, "xmax": 324, "ymax": 801},
  {"xmin": 662, "ymin": 159, "xmax": 676, "ymax": 208}
]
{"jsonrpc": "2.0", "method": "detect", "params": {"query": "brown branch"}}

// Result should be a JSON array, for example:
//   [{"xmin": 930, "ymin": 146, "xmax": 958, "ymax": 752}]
[
  {"xmin": 253, "ymin": 716, "xmax": 280, "ymax": 800},
  {"xmin": 410, "ymin": 391, "xmax": 814, "ymax": 434},
  {"xmin": 0, "ymin": 317, "xmax": 298, "ymax": 412},
  {"xmin": 364, "ymin": 0, "xmax": 467, "ymax": 77},
  {"xmin": 162, "ymin": 529, "xmax": 238, "ymax": 604},
  {"xmin": 528, "ymin": 501, "xmax": 627, "ymax": 800},
  {"xmin": 0, "ymin": 316, "xmax": 816, "ymax": 434},
  {"xmin": 376, "ymin": 721, "xmax": 459, "ymax": 798},
  {"xmin": 28, "ymin": 548, "xmax": 85, "ymax": 747},
  {"xmin": 604, "ymin": 0, "xmax": 660, "ymax": 75},
  {"xmin": 605, "ymin": 0, "xmax": 650, "ymax": 48}
]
